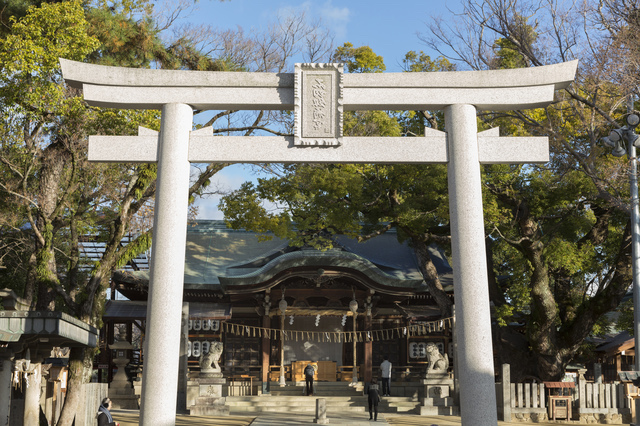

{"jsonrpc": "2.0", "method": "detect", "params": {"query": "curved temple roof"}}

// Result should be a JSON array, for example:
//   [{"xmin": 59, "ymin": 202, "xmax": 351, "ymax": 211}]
[
  {"xmin": 113, "ymin": 221, "xmax": 449, "ymax": 297},
  {"xmin": 219, "ymin": 249, "xmax": 426, "ymax": 296}
]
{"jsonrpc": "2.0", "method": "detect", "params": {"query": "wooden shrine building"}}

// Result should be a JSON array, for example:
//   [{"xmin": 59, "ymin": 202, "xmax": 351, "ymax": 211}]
[{"xmin": 101, "ymin": 220, "xmax": 454, "ymax": 390}]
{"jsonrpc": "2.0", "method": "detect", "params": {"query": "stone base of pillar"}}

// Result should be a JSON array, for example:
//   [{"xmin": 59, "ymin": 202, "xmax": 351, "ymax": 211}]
[
  {"xmin": 199, "ymin": 371, "xmax": 223, "ymax": 379},
  {"xmin": 109, "ymin": 373, "xmax": 138, "ymax": 408},
  {"xmin": 420, "ymin": 375, "xmax": 458, "ymax": 416},
  {"xmin": 187, "ymin": 377, "xmax": 229, "ymax": 416},
  {"xmin": 109, "ymin": 381, "xmax": 139, "ymax": 409},
  {"xmin": 578, "ymin": 409, "xmax": 625, "ymax": 424}
]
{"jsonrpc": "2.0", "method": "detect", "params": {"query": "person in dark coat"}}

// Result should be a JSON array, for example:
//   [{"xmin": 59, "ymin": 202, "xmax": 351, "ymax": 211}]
[
  {"xmin": 367, "ymin": 378, "xmax": 381, "ymax": 421},
  {"xmin": 97, "ymin": 397, "xmax": 119, "ymax": 426},
  {"xmin": 304, "ymin": 363, "xmax": 317, "ymax": 396}
]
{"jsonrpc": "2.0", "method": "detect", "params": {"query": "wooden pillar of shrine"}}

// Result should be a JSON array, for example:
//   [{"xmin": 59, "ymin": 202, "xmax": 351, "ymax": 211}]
[
  {"xmin": 364, "ymin": 314, "xmax": 372, "ymax": 383},
  {"xmin": 400, "ymin": 318, "xmax": 408, "ymax": 366},
  {"xmin": 107, "ymin": 320, "xmax": 115, "ymax": 383},
  {"xmin": 261, "ymin": 313, "xmax": 271, "ymax": 385}
]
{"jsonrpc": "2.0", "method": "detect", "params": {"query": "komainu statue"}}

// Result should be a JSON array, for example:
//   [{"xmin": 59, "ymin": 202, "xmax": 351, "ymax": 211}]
[
  {"xmin": 199, "ymin": 341, "xmax": 223, "ymax": 373},
  {"xmin": 425, "ymin": 342, "xmax": 449, "ymax": 374}
]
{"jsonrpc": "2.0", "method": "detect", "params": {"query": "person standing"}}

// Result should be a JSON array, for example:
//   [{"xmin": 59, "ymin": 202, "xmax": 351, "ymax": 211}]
[
  {"xmin": 380, "ymin": 355, "xmax": 392, "ymax": 396},
  {"xmin": 304, "ymin": 363, "xmax": 316, "ymax": 396},
  {"xmin": 367, "ymin": 378, "xmax": 381, "ymax": 421},
  {"xmin": 97, "ymin": 397, "xmax": 119, "ymax": 426}
]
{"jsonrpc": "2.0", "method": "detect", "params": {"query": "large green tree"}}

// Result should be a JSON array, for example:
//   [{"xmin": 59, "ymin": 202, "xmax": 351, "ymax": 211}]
[
  {"xmin": 422, "ymin": 0, "xmax": 638, "ymax": 379},
  {"xmin": 0, "ymin": 1, "xmax": 334, "ymax": 424}
]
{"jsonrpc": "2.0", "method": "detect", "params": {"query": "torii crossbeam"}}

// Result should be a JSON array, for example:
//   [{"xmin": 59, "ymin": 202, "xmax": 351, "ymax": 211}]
[{"xmin": 61, "ymin": 58, "xmax": 577, "ymax": 426}]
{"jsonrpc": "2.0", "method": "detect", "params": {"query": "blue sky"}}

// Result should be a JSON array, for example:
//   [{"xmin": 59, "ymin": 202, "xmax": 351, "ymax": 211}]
[
  {"xmin": 186, "ymin": 0, "xmax": 462, "ymax": 219},
  {"xmin": 187, "ymin": 0, "xmax": 459, "ymax": 72}
]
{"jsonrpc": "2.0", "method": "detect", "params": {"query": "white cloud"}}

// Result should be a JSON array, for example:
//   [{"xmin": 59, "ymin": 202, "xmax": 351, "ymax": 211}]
[
  {"xmin": 273, "ymin": 0, "xmax": 350, "ymax": 41},
  {"xmin": 317, "ymin": 1, "xmax": 350, "ymax": 40}
]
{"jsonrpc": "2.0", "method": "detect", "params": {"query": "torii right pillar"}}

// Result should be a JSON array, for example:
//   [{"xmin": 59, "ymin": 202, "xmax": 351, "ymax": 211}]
[{"xmin": 446, "ymin": 104, "xmax": 498, "ymax": 423}]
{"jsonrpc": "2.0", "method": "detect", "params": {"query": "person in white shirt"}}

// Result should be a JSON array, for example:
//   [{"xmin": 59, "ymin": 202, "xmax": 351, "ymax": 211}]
[{"xmin": 380, "ymin": 355, "xmax": 392, "ymax": 396}]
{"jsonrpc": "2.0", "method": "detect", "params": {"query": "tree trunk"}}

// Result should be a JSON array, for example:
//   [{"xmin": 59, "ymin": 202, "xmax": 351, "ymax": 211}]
[
  {"xmin": 411, "ymin": 236, "xmax": 453, "ymax": 317},
  {"xmin": 56, "ymin": 347, "xmax": 88, "ymax": 426},
  {"xmin": 34, "ymin": 232, "xmax": 58, "ymax": 311}
]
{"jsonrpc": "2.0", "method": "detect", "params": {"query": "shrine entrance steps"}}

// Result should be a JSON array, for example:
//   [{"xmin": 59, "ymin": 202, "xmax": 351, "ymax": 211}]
[{"xmin": 225, "ymin": 382, "xmax": 421, "ymax": 415}]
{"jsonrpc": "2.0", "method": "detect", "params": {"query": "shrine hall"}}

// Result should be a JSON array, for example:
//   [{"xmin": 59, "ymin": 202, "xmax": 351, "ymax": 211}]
[{"xmin": 99, "ymin": 220, "xmax": 454, "ymax": 395}]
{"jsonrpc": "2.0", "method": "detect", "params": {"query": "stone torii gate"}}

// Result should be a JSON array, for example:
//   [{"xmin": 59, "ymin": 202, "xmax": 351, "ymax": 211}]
[{"xmin": 61, "ymin": 59, "xmax": 577, "ymax": 426}]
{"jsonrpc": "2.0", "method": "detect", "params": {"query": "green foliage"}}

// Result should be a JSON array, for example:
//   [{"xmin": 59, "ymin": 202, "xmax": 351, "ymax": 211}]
[
  {"xmin": 85, "ymin": 5, "xmax": 163, "ymax": 68},
  {"xmin": 332, "ymin": 42, "xmax": 385, "ymax": 73},
  {"xmin": 493, "ymin": 37, "xmax": 528, "ymax": 69},
  {"xmin": 395, "ymin": 51, "xmax": 456, "ymax": 136},
  {"xmin": 402, "ymin": 50, "xmax": 456, "ymax": 73},
  {"xmin": 0, "ymin": 0, "xmax": 47, "ymax": 36},
  {"xmin": 0, "ymin": 1, "xmax": 100, "ymax": 116},
  {"xmin": 85, "ymin": 0, "xmax": 234, "ymax": 71},
  {"xmin": 221, "ymin": 165, "xmax": 368, "ymax": 249},
  {"xmin": 115, "ymin": 230, "xmax": 152, "ymax": 269},
  {"xmin": 0, "ymin": 0, "xmax": 99, "ymax": 71},
  {"xmin": 343, "ymin": 110, "xmax": 401, "ymax": 137},
  {"xmin": 617, "ymin": 299, "xmax": 634, "ymax": 336},
  {"xmin": 222, "ymin": 45, "xmax": 456, "ymax": 252},
  {"xmin": 0, "ymin": 0, "xmax": 167, "ymax": 318},
  {"xmin": 491, "ymin": 12, "xmax": 538, "ymax": 69}
]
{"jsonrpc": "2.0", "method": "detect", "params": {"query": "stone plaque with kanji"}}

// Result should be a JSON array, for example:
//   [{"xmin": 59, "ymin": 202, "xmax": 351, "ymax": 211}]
[{"xmin": 294, "ymin": 63, "xmax": 343, "ymax": 146}]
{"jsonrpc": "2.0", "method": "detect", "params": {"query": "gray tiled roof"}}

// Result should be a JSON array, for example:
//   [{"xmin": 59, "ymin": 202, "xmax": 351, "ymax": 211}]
[
  {"xmin": 114, "ymin": 220, "xmax": 453, "ymax": 293},
  {"xmin": 0, "ymin": 310, "xmax": 98, "ymax": 347}
]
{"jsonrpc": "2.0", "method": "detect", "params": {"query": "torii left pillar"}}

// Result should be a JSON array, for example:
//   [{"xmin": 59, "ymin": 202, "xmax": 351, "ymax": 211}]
[{"xmin": 140, "ymin": 104, "xmax": 192, "ymax": 425}]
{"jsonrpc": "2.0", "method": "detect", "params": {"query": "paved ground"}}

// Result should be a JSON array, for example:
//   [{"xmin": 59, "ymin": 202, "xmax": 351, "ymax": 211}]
[{"xmin": 110, "ymin": 409, "xmax": 633, "ymax": 425}]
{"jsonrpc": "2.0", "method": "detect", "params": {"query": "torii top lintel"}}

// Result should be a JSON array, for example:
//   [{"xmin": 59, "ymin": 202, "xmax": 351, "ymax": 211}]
[{"xmin": 60, "ymin": 58, "xmax": 577, "ymax": 111}]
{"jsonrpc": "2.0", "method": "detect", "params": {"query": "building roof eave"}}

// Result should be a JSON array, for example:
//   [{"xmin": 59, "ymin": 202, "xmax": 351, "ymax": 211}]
[{"xmin": 219, "ymin": 250, "xmax": 426, "ymax": 296}]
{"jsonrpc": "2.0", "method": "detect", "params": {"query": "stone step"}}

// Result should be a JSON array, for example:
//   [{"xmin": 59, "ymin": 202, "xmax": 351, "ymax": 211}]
[
  {"xmin": 227, "ymin": 399, "xmax": 365, "ymax": 407},
  {"xmin": 379, "ymin": 403, "xmax": 420, "ymax": 411},
  {"xmin": 270, "ymin": 386, "xmax": 364, "ymax": 395},
  {"xmin": 228, "ymin": 395, "xmax": 366, "ymax": 401},
  {"xmin": 272, "ymin": 393, "xmax": 363, "ymax": 398},
  {"xmin": 423, "ymin": 396, "xmax": 454, "ymax": 405},
  {"xmin": 224, "ymin": 394, "xmax": 424, "ymax": 416},
  {"xmin": 194, "ymin": 396, "xmax": 226, "ymax": 405},
  {"xmin": 190, "ymin": 405, "xmax": 230, "ymax": 416},
  {"xmin": 229, "ymin": 405, "xmax": 366, "ymax": 414},
  {"xmin": 227, "ymin": 401, "xmax": 365, "ymax": 406},
  {"xmin": 386, "ymin": 399, "xmax": 420, "ymax": 404},
  {"xmin": 383, "ymin": 403, "xmax": 421, "ymax": 413},
  {"xmin": 226, "ymin": 395, "xmax": 419, "ymax": 405},
  {"xmin": 270, "ymin": 385, "xmax": 364, "ymax": 396},
  {"xmin": 272, "ymin": 382, "xmax": 364, "ymax": 388},
  {"xmin": 379, "ymin": 397, "xmax": 421, "ymax": 413},
  {"xmin": 420, "ymin": 405, "xmax": 459, "ymax": 416}
]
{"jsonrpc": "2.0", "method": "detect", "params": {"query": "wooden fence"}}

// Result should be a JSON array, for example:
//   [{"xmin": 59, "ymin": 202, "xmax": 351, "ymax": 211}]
[
  {"xmin": 9, "ymin": 381, "xmax": 107, "ymax": 426},
  {"xmin": 577, "ymin": 382, "xmax": 630, "ymax": 423},
  {"xmin": 78, "ymin": 382, "xmax": 109, "ymax": 426},
  {"xmin": 499, "ymin": 364, "xmax": 632, "ymax": 424},
  {"xmin": 506, "ymin": 381, "xmax": 547, "ymax": 421}
]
